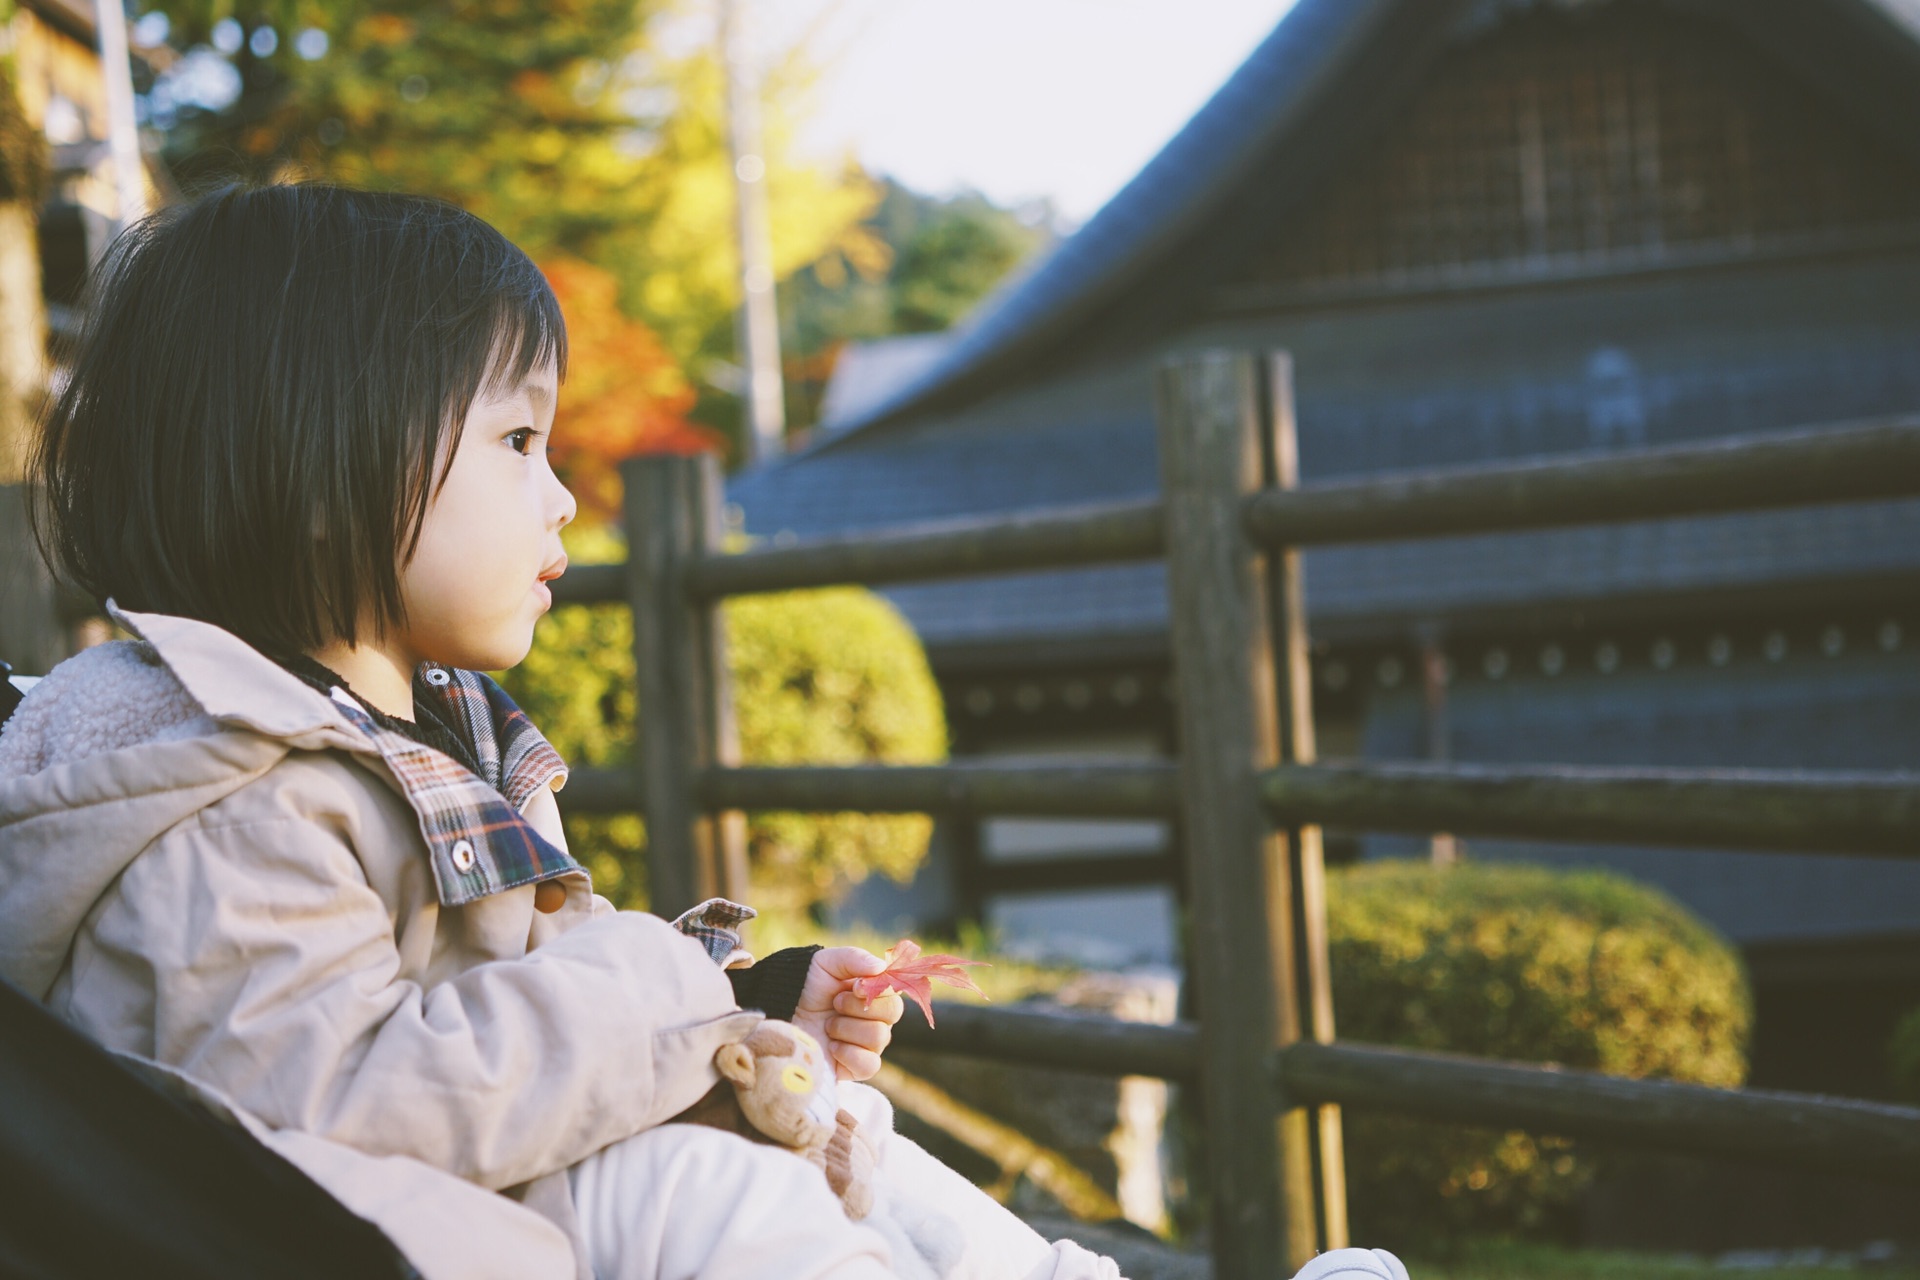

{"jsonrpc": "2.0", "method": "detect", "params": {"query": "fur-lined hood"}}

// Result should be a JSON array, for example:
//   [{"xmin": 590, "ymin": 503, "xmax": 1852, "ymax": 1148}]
[{"xmin": 0, "ymin": 611, "xmax": 372, "ymax": 999}]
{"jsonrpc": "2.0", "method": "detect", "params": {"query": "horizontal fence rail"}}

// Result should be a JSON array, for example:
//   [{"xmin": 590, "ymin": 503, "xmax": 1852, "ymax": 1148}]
[
  {"xmin": 687, "ymin": 498, "xmax": 1165, "ymax": 599},
  {"xmin": 550, "ymin": 500, "xmax": 1165, "ymax": 606},
  {"xmin": 568, "ymin": 759, "xmax": 1918, "ymax": 858},
  {"xmin": 1280, "ymin": 1041, "xmax": 1920, "ymax": 1185},
  {"xmin": 1243, "ymin": 416, "xmax": 1920, "ymax": 547},
  {"xmin": 562, "ymin": 762, "xmax": 1181, "ymax": 817},
  {"xmin": 892, "ymin": 1005, "xmax": 1920, "ymax": 1183},
  {"xmin": 547, "ymin": 562, "xmax": 626, "ymax": 608},
  {"xmin": 891, "ymin": 1002, "xmax": 1199, "ymax": 1082},
  {"xmin": 551, "ymin": 419, "xmax": 1920, "ymax": 610},
  {"xmin": 1260, "ymin": 761, "xmax": 1920, "ymax": 856},
  {"xmin": 697, "ymin": 763, "xmax": 1179, "ymax": 816}
]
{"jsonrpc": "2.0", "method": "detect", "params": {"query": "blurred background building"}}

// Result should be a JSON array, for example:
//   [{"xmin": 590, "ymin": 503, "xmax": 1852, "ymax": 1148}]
[{"xmin": 731, "ymin": 0, "xmax": 1920, "ymax": 1107}]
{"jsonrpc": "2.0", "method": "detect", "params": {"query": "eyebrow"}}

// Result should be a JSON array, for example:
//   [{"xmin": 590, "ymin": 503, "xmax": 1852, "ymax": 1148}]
[{"xmin": 526, "ymin": 382, "xmax": 555, "ymax": 412}]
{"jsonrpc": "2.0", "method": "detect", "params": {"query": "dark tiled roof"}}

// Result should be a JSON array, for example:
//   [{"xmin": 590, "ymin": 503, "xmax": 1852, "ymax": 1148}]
[
  {"xmin": 731, "ymin": 259, "xmax": 1920, "ymax": 653},
  {"xmin": 800, "ymin": 0, "xmax": 1920, "ymax": 448},
  {"xmin": 727, "ymin": 0, "xmax": 1920, "ymax": 658}
]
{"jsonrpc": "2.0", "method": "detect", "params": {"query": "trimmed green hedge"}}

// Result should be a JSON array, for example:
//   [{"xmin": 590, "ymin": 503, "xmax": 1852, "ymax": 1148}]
[
  {"xmin": 502, "ymin": 527, "xmax": 946, "ymax": 916},
  {"xmin": 1329, "ymin": 861, "xmax": 1751, "ymax": 1248}
]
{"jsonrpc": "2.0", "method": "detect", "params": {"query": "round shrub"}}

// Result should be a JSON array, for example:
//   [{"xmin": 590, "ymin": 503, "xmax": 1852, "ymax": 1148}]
[
  {"xmin": 503, "ymin": 528, "xmax": 947, "ymax": 915},
  {"xmin": 1328, "ymin": 860, "xmax": 1751, "ymax": 1249},
  {"xmin": 727, "ymin": 587, "xmax": 946, "ymax": 914}
]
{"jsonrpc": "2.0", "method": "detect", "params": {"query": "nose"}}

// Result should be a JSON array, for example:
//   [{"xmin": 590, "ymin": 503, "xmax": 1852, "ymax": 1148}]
[{"xmin": 546, "ymin": 464, "xmax": 577, "ymax": 531}]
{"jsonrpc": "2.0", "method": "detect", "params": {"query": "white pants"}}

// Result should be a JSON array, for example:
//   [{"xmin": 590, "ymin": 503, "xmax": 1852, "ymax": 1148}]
[{"xmin": 569, "ymin": 1081, "xmax": 1124, "ymax": 1280}]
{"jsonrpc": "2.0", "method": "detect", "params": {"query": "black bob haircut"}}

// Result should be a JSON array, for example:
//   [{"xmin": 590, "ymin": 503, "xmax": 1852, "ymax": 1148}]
[{"xmin": 32, "ymin": 183, "xmax": 567, "ymax": 657}]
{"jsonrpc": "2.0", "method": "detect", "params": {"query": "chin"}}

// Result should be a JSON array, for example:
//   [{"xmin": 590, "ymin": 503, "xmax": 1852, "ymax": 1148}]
[
  {"xmin": 475, "ymin": 635, "xmax": 537, "ymax": 673},
  {"xmin": 434, "ymin": 626, "xmax": 537, "ymax": 675}
]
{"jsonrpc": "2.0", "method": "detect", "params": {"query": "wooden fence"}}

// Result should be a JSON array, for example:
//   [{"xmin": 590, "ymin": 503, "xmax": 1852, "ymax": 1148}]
[{"xmin": 552, "ymin": 350, "xmax": 1920, "ymax": 1277}]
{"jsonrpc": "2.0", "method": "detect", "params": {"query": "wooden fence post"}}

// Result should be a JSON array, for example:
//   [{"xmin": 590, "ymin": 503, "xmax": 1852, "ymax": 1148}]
[
  {"xmin": 1261, "ymin": 353, "xmax": 1349, "ymax": 1251},
  {"xmin": 622, "ymin": 454, "xmax": 748, "ymax": 920},
  {"xmin": 1156, "ymin": 351, "xmax": 1316, "ymax": 1275}
]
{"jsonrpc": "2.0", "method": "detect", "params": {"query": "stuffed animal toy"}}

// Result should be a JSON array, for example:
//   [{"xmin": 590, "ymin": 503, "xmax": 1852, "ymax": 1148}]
[
  {"xmin": 675, "ymin": 1021, "xmax": 965, "ymax": 1279},
  {"xmin": 674, "ymin": 1020, "xmax": 876, "ymax": 1220}
]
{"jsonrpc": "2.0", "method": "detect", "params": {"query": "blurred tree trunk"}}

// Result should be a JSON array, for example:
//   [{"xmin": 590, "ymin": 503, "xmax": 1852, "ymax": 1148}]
[
  {"xmin": 0, "ymin": 198, "xmax": 42, "ymax": 481},
  {"xmin": 0, "ymin": 14, "xmax": 58, "ymax": 673},
  {"xmin": 0, "ymin": 3, "xmax": 45, "ymax": 481}
]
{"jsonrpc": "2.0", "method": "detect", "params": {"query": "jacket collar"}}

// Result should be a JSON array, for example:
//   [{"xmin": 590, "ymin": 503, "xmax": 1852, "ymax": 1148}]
[
  {"xmin": 110, "ymin": 604, "xmax": 584, "ymax": 907},
  {"xmin": 109, "ymin": 605, "xmax": 355, "ymax": 746}
]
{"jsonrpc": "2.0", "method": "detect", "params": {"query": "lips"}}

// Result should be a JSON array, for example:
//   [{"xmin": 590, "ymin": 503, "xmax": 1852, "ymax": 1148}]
[{"xmin": 533, "ymin": 556, "xmax": 566, "ymax": 609}]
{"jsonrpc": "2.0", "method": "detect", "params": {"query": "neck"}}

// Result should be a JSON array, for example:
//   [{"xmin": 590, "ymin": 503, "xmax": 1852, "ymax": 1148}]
[{"xmin": 306, "ymin": 636, "xmax": 418, "ymax": 721}]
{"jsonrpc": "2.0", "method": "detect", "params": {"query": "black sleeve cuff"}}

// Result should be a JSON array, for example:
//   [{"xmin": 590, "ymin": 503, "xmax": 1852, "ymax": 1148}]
[{"xmin": 725, "ymin": 945, "xmax": 822, "ymax": 1023}]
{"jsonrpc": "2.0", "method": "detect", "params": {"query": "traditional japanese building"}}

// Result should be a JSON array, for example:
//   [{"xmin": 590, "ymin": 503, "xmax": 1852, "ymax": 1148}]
[{"xmin": 730, "ymin": 0, "xmax": 1920, "ymax": 1097}]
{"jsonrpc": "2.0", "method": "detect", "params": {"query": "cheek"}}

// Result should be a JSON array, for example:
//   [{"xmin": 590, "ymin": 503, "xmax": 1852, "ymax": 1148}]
[
  {"xmin": 399, "ymin": 467, "xmax": 545, "ymax": 644},
  {"xmin": 424, "ymin": 459, "xmax": 545, "ymax": 568}
]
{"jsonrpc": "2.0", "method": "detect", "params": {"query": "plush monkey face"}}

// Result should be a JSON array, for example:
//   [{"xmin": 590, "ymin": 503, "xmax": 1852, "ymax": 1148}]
[{"xmin": 712, "ymin": 1021, "xmax": 841, "ymax": 1152}]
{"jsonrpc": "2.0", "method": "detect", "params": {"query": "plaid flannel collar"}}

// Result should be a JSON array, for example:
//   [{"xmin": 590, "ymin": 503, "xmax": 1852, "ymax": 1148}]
[
  {"xmin": 326, "ymin": 666, "xmax": 582, "ymax": 908},
  {"xmin": 110, "ymin": 607, "xmax": 762, "ymax": 951}
]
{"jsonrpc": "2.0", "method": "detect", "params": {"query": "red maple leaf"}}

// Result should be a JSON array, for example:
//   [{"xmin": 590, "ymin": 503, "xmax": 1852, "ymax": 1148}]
[{"xmin": 849, "ymin": 939, "xmax": 989, "ymax": 1029}]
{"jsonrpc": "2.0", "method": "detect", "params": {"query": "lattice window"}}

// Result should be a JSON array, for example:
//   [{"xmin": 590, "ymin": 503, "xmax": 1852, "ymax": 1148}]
[{"xmin": 1247, "ymin": 1, "xmax": 1920, "ymax": 293}]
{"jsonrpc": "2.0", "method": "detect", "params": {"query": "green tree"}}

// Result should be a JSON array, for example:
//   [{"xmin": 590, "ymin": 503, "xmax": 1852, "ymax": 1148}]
[
  {"xmin": 147, "ymin": 0, "xmax": 663, "ymax": 256},
  {"xmin": 778, "ymin": 179, "xmax": 1054, "ymax": 430},
  {"xmin": 142, "ymin": 0, "xmax": 879, "ymax": 458},
  {"xmin": 889, "ymin": 192, "xmax": 1045, "ymax": 333}
]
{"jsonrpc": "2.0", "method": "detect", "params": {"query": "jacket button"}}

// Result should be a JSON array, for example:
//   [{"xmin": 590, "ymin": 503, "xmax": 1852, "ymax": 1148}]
[
  {"xmin": 533, "ymin": 881, "xmax": 567, "ymax": 914},
  {"xmin": 424, "ymin": 667, "xmax": 453, "ymax": 687},
  {"xmin": 451, "ymin": 840, "xmax": 476, "ymax": 872}
]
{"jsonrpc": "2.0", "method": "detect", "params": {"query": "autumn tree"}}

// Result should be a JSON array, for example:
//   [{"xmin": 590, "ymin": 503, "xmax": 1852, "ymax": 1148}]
[
  {"xmin": 143, "ymin": 0, "xmax": 879, "ymax": 460},
  {"xmin": 539, "ymin": 256, "xmax": 712, "ymax": 521}
]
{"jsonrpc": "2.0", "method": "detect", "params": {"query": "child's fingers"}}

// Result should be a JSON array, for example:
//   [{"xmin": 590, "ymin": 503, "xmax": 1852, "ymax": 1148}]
[
  {"xmin": 813, "ymin": 945, "xmax": 887, "ymax": 980},
  {"xmin": 830, "ymin": 1041, "xmax": 883, "ymax": 1082},
  {"xmin": 826, "ymin": 1013, "xmax": 892, "ymax": 1054},
  {"xmin": 833, "ymin": 989, "xmax": 903, "ymax": 1023}
]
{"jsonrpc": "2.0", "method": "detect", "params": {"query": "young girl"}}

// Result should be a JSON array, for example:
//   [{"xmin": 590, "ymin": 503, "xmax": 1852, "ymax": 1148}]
[{"xmin": 0, "ymin": 185, "xmax": 1406, "ymax": 1280}]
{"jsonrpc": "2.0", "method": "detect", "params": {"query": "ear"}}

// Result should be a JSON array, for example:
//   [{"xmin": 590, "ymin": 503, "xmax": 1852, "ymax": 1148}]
[{"xmin": 715, "ymin": 1042, "xmax": 758, "ymax": 1089}]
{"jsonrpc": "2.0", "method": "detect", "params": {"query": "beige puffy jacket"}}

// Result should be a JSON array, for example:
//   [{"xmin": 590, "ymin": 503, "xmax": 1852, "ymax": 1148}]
[{"xmin": 0, "ymin": 607, "xmax": 763, "ymax": 1278}]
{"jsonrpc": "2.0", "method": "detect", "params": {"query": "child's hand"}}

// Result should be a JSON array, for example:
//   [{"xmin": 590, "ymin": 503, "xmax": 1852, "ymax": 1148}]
[{"xmin": 791, "ymin": 946, "xmax": 904, "ymax": 1082}]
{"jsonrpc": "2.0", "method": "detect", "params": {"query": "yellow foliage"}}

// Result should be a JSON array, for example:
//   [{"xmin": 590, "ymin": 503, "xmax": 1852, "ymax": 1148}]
[{"xmin": 614, "ymin": 32, "xmax": 883, "ymax": 365}]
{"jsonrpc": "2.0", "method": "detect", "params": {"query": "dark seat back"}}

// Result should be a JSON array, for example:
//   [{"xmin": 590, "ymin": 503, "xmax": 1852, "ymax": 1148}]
[
  {"xmin": 0, "ymin": 968, "xmax": 417, "ymax": 1277},
  {"xmin": 0, "ymin": 661, "xmax": 23, "ymax": 731}
]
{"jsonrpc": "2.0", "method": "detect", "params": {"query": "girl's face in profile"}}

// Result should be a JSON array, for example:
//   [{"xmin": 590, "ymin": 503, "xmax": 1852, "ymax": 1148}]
[{"xmin": 398, "ymin": 361, "xmax": 575, "ymax": 674}]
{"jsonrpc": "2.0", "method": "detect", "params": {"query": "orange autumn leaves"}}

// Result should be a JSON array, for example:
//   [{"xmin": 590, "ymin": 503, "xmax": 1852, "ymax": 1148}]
[{"xmin": 539, "ymin": 257, "xmax": 718, "ymax": 519}]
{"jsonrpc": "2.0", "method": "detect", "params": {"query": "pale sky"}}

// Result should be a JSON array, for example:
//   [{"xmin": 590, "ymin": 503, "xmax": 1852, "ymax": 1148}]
[{"xmin": 764, "ymin": 0, "xmax": 1302, "ymax": 225}]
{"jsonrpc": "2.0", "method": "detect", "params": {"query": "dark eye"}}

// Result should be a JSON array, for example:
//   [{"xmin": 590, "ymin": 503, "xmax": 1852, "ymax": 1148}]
[{"xmin": 507, "ymin": 428, "xmax": 535, "ymax": 455}]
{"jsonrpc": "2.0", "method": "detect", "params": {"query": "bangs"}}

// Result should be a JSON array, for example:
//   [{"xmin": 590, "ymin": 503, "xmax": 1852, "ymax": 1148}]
[
  {"xmin": 412, "ymin": 249, "xmax": 570, "ymax": 531},
  {"xmin": 32, "ymin": 182, "xmax": 572, "ymax": 656},
  {"xmin": 479, "ymin": 287, "xmax": 569, "ymax": 399}
]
